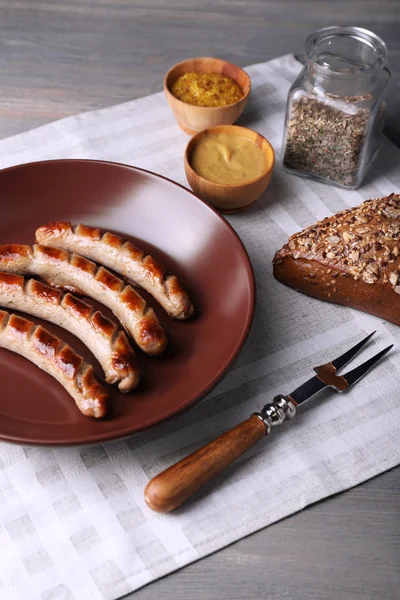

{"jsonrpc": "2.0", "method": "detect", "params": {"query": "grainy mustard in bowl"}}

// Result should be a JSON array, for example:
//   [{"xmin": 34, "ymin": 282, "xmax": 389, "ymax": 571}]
[
  {"xmin": 164, "ymin": 57, "xmax": 251, "ymax": 135},
  {"xmin": 171, "ymin": 72, "xmax": 243, "ymax": 107}
]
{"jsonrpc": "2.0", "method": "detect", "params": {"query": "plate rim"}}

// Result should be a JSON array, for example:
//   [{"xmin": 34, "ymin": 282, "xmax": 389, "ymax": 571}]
[{"xmin": 0, "ymin": 158, "xmax": 256, "ymax": 446}]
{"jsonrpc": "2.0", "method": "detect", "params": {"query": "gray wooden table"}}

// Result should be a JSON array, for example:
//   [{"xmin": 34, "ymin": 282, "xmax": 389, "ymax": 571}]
[{"xmin": 0, "ymin": 2, "xmax": 399, "ymax": 598}]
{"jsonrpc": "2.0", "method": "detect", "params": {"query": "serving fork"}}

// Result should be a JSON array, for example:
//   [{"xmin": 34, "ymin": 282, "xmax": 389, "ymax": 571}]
[{"xmin": 145, "ymin": 332, "xmax": 392, "ymax": 513}]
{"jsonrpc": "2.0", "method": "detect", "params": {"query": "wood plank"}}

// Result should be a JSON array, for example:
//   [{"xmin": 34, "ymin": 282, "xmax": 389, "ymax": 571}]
[{"xmin": 0, "ymin": 1, "xmax": 398, "ymax": 144}]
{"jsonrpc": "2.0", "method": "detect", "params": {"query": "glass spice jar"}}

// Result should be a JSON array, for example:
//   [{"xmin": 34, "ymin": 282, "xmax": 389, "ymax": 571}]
[{"xmin": 282, "ymin": 26, "xmax": 391, "ymax": 189}]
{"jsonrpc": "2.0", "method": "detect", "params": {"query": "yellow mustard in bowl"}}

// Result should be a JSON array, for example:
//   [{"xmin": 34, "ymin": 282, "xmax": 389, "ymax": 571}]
[
  {"xmin": 190, "ymin": 131, "xmax": 267, "ymax": 185},
  {"xmin": 171, "ymin": 72, "xmax": 243, "ymax": 107}
]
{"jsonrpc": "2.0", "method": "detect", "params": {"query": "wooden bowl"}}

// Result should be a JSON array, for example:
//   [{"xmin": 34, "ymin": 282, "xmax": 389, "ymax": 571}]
[
  {"xmin": 164, "ymin": 57, "xmax": 251, "ymax": 135},
  {"xmin": 184, "ymin": 125, "xmax": 275, "ymax": 214}
]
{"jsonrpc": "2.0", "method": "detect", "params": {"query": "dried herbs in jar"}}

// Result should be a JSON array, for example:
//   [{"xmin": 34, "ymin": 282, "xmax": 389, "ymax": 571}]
[
  {"xmin": 283, "ymin": 94, "xmax": 371, "ymax": 187},
  {"xmin": 282, "ymin": 26, "xmax": 390, "ymax": 189}
]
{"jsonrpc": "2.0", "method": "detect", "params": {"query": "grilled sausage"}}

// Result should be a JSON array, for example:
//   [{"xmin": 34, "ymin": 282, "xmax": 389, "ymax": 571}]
[
  {"xmin": 0, "ymin": 244, "xmax": 167, "ymax": 355},
  {"xmin": 35, "ymin": 222, "xmax": 194, "ymax": 320},
  {"xmin": 0, "ymin": 272, "xmax": 139, "ymax": 392},
  {"xmin": 0, "ymin": 309, "xmax": 108, "ymax": 418}
]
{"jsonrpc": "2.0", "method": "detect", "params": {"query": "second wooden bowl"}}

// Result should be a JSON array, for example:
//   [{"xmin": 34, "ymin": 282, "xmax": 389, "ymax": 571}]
[
  {"xmin": 184, "ymin": 125, "xmax": 275, "ymax": 214},
  {"xmin": 164, "ymin": 57, "xmax": 251, "ymax": 135}
]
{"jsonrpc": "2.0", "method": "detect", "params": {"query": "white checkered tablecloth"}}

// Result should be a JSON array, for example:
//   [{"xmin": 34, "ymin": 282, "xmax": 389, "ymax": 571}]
[{"xmin": 0, "ymin": 54, "xmax": 400, "ymax": 600}]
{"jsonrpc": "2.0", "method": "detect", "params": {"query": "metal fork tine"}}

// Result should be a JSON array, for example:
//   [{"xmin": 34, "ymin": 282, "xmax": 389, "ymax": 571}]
[
  {"xmin": 341, "ymin": 345, "xmax": 393, "ymax": 390},
  {"xmin": 329, "ymin": 331, "xmax": 376, "ymax": 373}
]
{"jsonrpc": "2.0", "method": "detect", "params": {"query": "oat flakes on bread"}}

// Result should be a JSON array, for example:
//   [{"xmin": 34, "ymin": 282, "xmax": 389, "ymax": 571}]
[{"xmin": 273, "ymin": 193, "xmax": 400, "ymax": 326}]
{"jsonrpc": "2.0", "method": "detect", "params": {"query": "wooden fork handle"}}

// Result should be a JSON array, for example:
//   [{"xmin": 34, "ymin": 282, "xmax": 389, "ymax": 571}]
[{"xmin": 144, "ymin": 415, "xmax": 267, "ymax": 513}]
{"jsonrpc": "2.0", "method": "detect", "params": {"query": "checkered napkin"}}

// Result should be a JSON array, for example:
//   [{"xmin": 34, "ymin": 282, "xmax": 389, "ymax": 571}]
[{"xmin": 1, "ymin": 55, "xmax": 400, "ymax": 600}]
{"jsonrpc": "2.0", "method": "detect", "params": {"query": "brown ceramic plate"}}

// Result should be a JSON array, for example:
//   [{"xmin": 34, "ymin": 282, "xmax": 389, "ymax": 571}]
[{"xmin": 0, "ymin": 159, "xmax": 255, "ymax": 446}]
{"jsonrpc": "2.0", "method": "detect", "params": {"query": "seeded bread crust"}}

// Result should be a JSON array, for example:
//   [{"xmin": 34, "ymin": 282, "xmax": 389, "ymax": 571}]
[{"xmin": 273, "ymin": 193, "xmax": 400, "ymax": 326}]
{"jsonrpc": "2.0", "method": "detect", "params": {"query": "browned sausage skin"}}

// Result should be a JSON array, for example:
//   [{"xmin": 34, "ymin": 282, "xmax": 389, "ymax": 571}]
[
  {"xmin": 0, "ymin": 310, "xmax": 108, "ymax": 418},
  {"xmin": 35, "ymin": 221, "xmax": 194, "ymax": 320},
  {"xmin": 0, "ymin": 244, "xmax": 167, "ymax": 356},
  {"xmin": 0, "ymin": 272, "xmax": 140, "ymax": 392}
]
